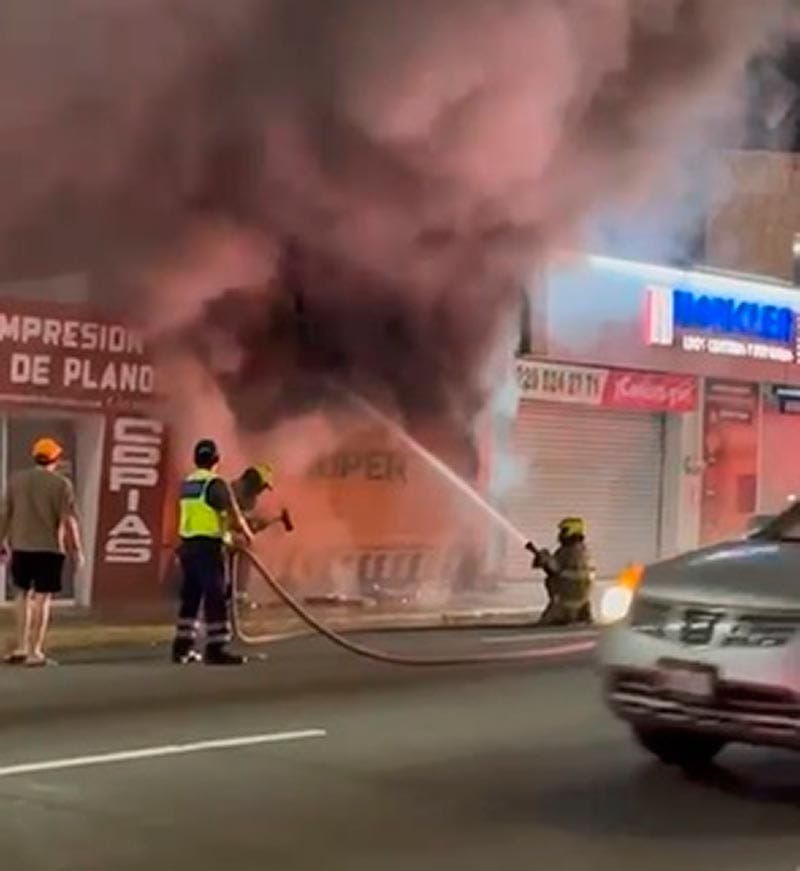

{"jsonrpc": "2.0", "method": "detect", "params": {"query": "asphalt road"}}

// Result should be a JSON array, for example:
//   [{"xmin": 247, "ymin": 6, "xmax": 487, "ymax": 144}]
[{"xmin": 1, "ymin": 629, "xmax": 799, "ymax": 871}]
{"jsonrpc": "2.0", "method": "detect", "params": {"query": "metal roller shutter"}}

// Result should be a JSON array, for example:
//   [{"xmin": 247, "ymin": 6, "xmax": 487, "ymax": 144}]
[{"xmin": 505, "ymin": 401, "xmax": 664, "ymax": 580}]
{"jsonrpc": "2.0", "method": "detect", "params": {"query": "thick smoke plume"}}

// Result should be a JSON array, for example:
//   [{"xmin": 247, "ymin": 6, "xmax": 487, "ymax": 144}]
[{"xmin": 0, "ymin": 0, "xmax": 790, "ymax": 437}]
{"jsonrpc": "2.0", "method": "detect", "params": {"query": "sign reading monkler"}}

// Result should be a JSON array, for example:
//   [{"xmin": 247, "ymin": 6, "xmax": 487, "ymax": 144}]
[
  {"xmin": 645, "ymin": 285, "xmax": 800, "ymax": 364},
  {"xmin": 516, "ymin": 360, "xmax": 696, "ymax": 413},
  {"xmin": 0, "ymin": 301, "xmax": 155, "ymax": 406}
]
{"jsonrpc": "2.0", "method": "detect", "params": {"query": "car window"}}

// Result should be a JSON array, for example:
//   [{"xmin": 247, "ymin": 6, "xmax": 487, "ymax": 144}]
[
  {"xmin": 777, "ymin": 517, "xmax": 800, "ymax": 541},
  {"xmin": 755, "ymin": 502, "xmax": 800, "ymax": 542}
]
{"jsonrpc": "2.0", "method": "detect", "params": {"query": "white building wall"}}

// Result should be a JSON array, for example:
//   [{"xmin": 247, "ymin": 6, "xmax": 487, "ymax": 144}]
[
  {"xmin": 74, "ymin": 414, "xmax": 106, "ymax": 607},
  {"xmin": 660, "ymin": 407, "xmax": 703, "ymax": 559}
]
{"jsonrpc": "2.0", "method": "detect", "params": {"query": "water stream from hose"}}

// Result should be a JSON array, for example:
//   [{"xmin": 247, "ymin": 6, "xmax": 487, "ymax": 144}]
[{"xmin": 340, "ymin": 389, "xmax": 530, "ymax": 548}]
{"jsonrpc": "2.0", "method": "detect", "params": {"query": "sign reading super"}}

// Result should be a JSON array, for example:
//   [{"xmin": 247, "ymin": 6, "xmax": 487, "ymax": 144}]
[{"xmin": 646, "ymin": 285, "xmax": 800, "ymax": 364}]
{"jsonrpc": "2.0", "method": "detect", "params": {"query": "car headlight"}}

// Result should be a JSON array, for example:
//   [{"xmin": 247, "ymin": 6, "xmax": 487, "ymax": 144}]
[
  {"xmin": 599, "ymin": 563, "xmax": 645, "ymax": 625},
  {"xmin": 599, "ymin": 585, "xmax": 635, "ymax": 625}
]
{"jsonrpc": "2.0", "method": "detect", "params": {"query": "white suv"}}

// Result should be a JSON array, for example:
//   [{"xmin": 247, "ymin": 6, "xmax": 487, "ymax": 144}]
[{"xmin": 600, "ymin": 506, "xmax": 800, "ymax": 767}]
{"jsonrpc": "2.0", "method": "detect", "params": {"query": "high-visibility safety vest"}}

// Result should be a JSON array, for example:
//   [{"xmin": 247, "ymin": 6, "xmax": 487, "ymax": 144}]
[{"xmin": 179, "ymin": 469, "xmax": 225, "ymax": 540}]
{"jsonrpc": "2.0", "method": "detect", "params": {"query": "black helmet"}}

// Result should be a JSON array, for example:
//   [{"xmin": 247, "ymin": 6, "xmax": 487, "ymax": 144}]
[{"xmin": 194, "ymin": 439, "xmax": 220, "ymax": 468}]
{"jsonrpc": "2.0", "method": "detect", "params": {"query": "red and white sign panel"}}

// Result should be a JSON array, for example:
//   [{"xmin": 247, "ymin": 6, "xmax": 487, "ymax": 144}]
[
  {"xmin": 516, "ymin": 359, "xmax": 697, "ymax": 413},
  {"xmin": 516, "ymin": 361, "xmax": 606, "ymax": 406},
  {"xmin": 93, "ymin": 414, "xmax": 169, "ymax": 604},
  {"xmin": 604, "ymin": 370, "xmax": 697, "ymax": 413},
  {"xmin": 0, "ymin": 300, "xmax": 154, "ymax": 408}
]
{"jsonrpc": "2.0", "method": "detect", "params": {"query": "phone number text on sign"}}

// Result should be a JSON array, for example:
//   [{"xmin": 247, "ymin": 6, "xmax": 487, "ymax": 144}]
[
  {"xmin": 516, "ymin": 359, "xmax": 697, "ymax": 413},
  {"xmin": 516, "ymin": 360, "xmax": 607, "ymax": 405}
]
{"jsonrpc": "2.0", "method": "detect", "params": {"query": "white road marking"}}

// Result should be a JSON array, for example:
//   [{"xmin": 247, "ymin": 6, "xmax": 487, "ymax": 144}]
[
  {"xmin": 482, "ymin": 630, "xmax": 599, "ymax": 645},
  {"xmin": 510, "ymin": 639, "xmax": 597, "ymax": 659},
  {"xmin": 0, "ymin": 729, "xmax": 327, "ymax": 779}
]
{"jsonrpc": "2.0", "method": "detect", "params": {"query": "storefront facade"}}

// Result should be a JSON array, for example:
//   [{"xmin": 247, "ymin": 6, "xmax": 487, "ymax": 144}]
[
  {"xmin": 499, "ymin": 255, "xmax": 800, "ymax": 582},
  {"xmin": 0, "ymin": 298, "xmax": 168, "ymax": 607},
  {"xmin": 6, "ymin": 257, "xmax": 798, "ymax": 611},
  {"xmin": 503, "ymin": 360, "xmax": 697, "ymax": 580},
  {"xmin": 243, "ymin": 419, "xmax": 489, "ymax": 609}
]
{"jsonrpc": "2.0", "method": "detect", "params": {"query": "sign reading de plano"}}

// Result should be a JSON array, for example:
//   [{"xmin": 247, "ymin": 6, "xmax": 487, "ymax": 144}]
[{"xmin": 0, "ymin": 306, "xmax": 155, "ymax": 403}]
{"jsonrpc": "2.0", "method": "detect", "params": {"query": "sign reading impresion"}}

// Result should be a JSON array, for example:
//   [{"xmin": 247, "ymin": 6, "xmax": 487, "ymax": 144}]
[
  {"xmin": 646, "ymin": 285, "xmax": 800, "ymax": 364},
  {"xmin": 0, "ymin": 300, "xmax": 155, "ymax": 407}
]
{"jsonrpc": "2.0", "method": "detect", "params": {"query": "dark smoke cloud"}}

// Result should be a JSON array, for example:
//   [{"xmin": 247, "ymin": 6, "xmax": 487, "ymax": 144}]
[{"xmin": 0, "ymin": 0, "xmax": 791, "ymax": 434}]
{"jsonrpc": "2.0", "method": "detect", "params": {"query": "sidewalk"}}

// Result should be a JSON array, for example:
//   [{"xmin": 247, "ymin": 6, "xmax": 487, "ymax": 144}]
[
  {"xmin": 0, "ymin": 599, "xmax": 543, "ymax": 654},
  {"xmin": 0, "ymin": 605, "xmax": 174, "ymax": 653},
  {"xmin": 0, "ymin": 574, "xmax": 615, "ymax": 654}
]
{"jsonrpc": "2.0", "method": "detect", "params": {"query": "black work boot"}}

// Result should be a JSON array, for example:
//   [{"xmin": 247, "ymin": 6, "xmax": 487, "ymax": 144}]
[
  {"xmin": 204, "ymin": 645, "xmax": 246, "ymax": 666},
  {"xmin": 171, "ymin": 642, "xmax": 202, "ymax": 665}
]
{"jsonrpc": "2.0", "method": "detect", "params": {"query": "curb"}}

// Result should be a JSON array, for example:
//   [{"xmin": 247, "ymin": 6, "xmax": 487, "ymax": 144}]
[
  {"xmin": 47, "ymin": 624, "xmax": 173, "ymax": 651},
  {"xmin": 28, "ymin": 609, "xmax": 546, "ymax": 653}
]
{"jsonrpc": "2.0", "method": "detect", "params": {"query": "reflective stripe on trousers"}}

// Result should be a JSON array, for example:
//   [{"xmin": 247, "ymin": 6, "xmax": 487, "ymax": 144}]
[
  {"xmin": 174, "ymin": 539, "xmax": 230, "ymax": 649},
  {"xmin": 175, "ymin": 618, "xmax": 199, "ymax": 641},
  {"xmin": 205, "ymin": 621, "xmax": 232, "ymax": 645}
]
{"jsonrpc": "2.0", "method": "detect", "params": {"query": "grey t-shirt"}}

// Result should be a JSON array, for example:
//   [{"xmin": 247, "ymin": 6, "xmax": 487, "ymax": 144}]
[{"xmin": 1, "ymin": 466, "xmax": 77, "ymax": 553}]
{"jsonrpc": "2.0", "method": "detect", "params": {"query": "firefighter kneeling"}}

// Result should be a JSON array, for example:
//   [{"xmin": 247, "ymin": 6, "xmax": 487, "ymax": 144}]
[{"xmin": 529, "ymin": 517, "xmax": 594, "ymax": 627}]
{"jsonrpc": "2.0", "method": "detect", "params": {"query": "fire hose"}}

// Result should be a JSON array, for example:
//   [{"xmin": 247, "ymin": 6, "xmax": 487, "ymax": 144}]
[{"xmin": 232, "ymin": 547, "xmax": 597, "ymax": 666}]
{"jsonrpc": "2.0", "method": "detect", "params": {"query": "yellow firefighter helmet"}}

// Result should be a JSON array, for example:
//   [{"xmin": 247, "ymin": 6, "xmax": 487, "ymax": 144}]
[
  {"xmin": 253, "ymin": 462, "xmax": 274, "ymax": 490},
  {"xmin": 558, "ymin": 517, "xmax": 585, "ymax": 538}
]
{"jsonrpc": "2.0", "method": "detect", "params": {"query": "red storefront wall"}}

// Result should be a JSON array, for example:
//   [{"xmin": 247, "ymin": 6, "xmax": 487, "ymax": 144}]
[{"xmin": 0, "ymin": 298, "xmax": 168, "ymax": 607}]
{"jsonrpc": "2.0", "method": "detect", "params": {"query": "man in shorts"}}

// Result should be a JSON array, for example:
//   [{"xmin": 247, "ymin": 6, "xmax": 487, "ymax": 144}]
[{"xmin": 1, "ymin": 437, "xmax": 84, "ymax": 666}]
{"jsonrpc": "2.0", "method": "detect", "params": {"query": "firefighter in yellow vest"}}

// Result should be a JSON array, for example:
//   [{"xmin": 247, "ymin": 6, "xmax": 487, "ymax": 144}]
[
  {"xmin": 172, "ymin": 439, "xmax": 253, "ymax": 665},
  {"xmin": 531, "ymin": 517, "xmax": 595, "ymax": 626}
]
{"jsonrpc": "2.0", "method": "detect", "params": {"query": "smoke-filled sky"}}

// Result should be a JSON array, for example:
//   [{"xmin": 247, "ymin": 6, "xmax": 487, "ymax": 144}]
[{"xmin": 0, "ymin": 0, "xmax": 791, "ymax": 437}]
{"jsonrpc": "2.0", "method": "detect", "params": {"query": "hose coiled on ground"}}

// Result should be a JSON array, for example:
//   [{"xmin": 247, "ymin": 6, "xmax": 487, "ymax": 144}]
[{"xmin": 233, "ymin": 548, "xmax": 597, "ymax": 666}]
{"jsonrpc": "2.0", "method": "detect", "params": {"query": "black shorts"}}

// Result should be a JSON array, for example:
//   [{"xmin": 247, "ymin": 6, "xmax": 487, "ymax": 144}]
[{"xmin": 11, "ymin": 551, "xmax": 65, "ymax": 595}]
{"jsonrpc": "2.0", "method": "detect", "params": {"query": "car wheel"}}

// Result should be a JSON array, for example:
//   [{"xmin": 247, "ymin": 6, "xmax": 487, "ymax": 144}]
[{"xmin": 633, "ymin": 726, "xmax": 726, "ymax": 769}]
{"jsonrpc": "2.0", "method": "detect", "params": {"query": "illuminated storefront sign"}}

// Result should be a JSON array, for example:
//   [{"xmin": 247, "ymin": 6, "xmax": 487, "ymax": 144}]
[
  {"xmin": 645, "ymin": 286, "xmax": 800, "ymax": 364},
  {"xmin": 516, "ymin": 360, "xmax": 697, "ymax": 412}
]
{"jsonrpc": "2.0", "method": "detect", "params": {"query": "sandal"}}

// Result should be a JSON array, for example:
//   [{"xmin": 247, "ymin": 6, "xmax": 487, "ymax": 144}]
[
  {"xmin": 4, "ymin": 652, "xmax": 27, "ymax": 666},
  {"xmin": 25, "ymin": 656, "xmax": 57, "ymax": 668}
]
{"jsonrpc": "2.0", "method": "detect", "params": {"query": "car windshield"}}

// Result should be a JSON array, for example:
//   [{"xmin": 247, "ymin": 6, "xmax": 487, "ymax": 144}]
[{"xmin": 751, "ymin": 502, "xmax": 800, "ymax": 542}]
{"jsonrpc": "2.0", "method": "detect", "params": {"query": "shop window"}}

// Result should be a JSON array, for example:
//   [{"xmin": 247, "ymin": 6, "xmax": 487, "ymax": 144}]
[
  {"xmin": 736, "ymin": 474, "xmax": 757, "ymax": 515},
  {"xmin": 773, "ymin": 512, "xmax": 800, "ymax": 543}
]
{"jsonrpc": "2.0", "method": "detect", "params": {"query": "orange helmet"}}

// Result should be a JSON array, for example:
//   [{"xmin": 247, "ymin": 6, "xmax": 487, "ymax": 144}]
[{"xmin": 31, "ymin": 437, "xmax": 63, "ymax": 465}]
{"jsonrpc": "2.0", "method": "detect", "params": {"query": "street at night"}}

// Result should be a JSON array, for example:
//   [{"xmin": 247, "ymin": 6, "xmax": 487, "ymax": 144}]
[
  {"xmin": 2, "ymin": 632, "xmax": 799, "ymax": 871},
  {"xmin": 3, "ymin": 3, "xmax": 800, "ymax": 870}
]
